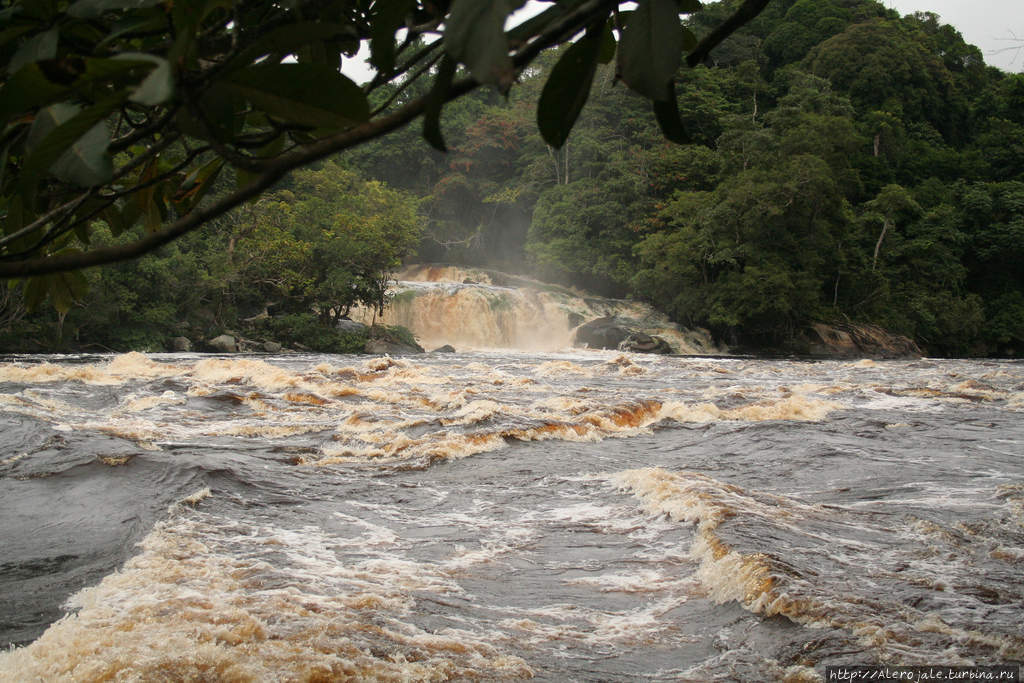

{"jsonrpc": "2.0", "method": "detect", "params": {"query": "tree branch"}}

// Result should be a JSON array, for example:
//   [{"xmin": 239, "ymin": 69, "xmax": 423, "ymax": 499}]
[
  {"xmin": 687, "ymin": 0, "xmax": 773, "ymax": 67},
  {"xmin": 0, "ymin": 77, "xmax": 477, "ymax": 278}
]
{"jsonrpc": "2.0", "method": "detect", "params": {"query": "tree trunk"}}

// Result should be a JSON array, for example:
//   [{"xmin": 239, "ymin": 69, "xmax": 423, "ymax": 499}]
[
  {"xmin": 546, "ymin": 146, "xmax": 561, "ymax": 185},
  {"xmin": 872, "ymin": 218, "xmax": 890, "ymax": 271}
]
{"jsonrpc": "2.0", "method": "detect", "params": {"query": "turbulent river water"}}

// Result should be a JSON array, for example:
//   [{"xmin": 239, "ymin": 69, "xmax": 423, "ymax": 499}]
[{"xmin": 0, "ymin": 350, "xmax": 1022, "ymax": 681}]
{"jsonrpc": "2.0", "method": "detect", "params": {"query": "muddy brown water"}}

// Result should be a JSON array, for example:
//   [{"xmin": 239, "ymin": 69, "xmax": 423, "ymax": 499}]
[{"xmin": 1, "ymin": 351, "xmax": 1022, "ymax": 681}]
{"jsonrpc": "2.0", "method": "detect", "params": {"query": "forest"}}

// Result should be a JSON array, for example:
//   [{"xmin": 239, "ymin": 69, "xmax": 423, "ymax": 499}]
[{"xmin": 1, "ymin": 0, "xmax": 1022, "ymax": 356}]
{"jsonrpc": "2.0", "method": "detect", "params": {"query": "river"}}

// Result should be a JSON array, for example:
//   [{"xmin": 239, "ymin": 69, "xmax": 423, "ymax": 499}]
[{"xmin": 0, "ymin": 350, "xmax": 1022, "ymax": 681}]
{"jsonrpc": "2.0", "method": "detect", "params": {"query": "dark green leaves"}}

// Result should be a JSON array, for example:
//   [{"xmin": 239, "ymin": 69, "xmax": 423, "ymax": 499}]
[
  {"xmin": 617, "ymin": 0, "xmax": 684, "ymax": 101},
  {"xmin": 369, "ymin": 0, "xmax": 414, "ymax": 76},
  {"xmin": 114, "ymin": 53, "xmax": 172, "ymax": 105},
  {"xmin": 22, "ymin": 99, "xmax": 121, "ymax": 189},
  {"xmin": 616, "ymin": 0, "xmax": 699, "ymax": 145},
  {"xmin": 67, "ymin": 0, "xmax": 164, "ymax": 19},
  {"xmin": 537, "ymin": 20, "xmax": 610, "ymax": 149},
  {"xmin": 444, "ymin": 0, "xmax": 514, "ymax": 91},
  {"xmin": 9, "ymin": 27, "xmax": 58, "ymax": 74},
  {"xmin": 423, "ymin": 57, "xmax": 456, "ymax": 152},
  {"xmin": 221, "ymin": 64, "xmax": 369, "ymax": 130},
  {"xmin": 653, "ymin": 87, "xmax": 690, "ymax": 144},
  {"xmin": 23, "ymin": 265, "xmax": 89, "ymax": 314}
]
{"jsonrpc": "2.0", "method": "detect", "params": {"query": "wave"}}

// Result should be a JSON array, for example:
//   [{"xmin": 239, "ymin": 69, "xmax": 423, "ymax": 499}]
[
  {"xmin": 0, "ymin": 510, "xmax": 532, "ymax": 681},
  {"xmin": 612, "ymin": 468, "xmax": 1024, "ymax": 664}
]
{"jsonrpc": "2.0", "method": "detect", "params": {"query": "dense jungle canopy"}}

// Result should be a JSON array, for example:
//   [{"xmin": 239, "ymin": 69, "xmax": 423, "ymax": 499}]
[{"xmin": 1, "ymin": 0, "xmax": 1022, "ymax": 356}]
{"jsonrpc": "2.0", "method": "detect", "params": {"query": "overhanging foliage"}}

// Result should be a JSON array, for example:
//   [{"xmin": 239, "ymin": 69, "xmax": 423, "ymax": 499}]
[{"xmin": 0, "ymin": 0, "xmax": 772, "ymax": 298}]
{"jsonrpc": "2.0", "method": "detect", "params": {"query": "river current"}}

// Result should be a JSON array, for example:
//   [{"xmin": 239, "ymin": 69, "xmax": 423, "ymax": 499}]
[{"xmin": 0, "ymin": 350, "xmax": 1022, "ymax": 681}]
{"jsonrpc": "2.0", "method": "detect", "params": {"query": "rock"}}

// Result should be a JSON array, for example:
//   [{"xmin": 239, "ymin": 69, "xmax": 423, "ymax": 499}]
[
  {"xmin": 432, "ymin": 344, "xmax": 456, "ymax": 353},
  {"xmin": 567, "ymin": 312, "xmax": 585, "ymax": 329},
  {"xmin": 572, "ymin": 316, "xmax": 633, "ymax": 350},
  {"xmin": 618, "ymin": 332, "xmax": 673, "ymax": 354},
  {"xmin": 365, "ymin": 326, "xmax": 424, "ymax": 355},
  {"xmin": 263, "ymin": 341, "xmax": 282, "ymax": 353},
  {"xmin": 208, "ymin": 334, "xmax": 237, "ymax": 353},
  {"xmin": 365, "ymin": 338, "xmax": 424, "ymax": 355},
  {"xmin": 806, "ymin": 322, "xmax": 921, "ymax": 359},
  {"xmin": 336, "ymin": 319, "xmax": 369, "ymax": 335},
  {"xmin": 170, "ymin": 336, "xmax": 192, "ymax": 352},
  {"xmin": 237, "ymin": 337, "xmax": 262, "ymax": 353}
]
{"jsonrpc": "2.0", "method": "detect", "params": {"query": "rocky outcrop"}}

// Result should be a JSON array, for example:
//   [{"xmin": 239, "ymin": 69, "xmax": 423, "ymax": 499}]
[
  {"xmin": 806, "ymin": 322, "xmax": 921, "ymax": 359},
  {"xmin": 573, "ymin": 316, "xmax": 632, "ymax": 350},
  {"xmin": 365, "ymin": 338, "xmax": 424, "ymax": 355},
  {"xmin": 208, "ymin": 334, "xmax": 238, "ymax": 353},
  {"xmin": 618, "ymin": 332, "xmax": 672, "ymax": 354},
  {"xmin": 336, "ymin": 319, "xmax": 369, "ymax": 335},
  {"xmin": 170, "ymin": 336, "xmax": 192, "ymax": 352},
  {"xmin": 573, "ymin": 317, "xmax": 675, "ymax": 354},
  {"xmin": 364, "ymin": 326, "xmax": 425, "ymax": 355},
  {"xmin": 432, "ymin": 344, "xmax": 456, "ymax": 353}
]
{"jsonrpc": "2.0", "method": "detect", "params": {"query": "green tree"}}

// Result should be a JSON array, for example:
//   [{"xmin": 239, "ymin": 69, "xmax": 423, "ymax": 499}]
[
  {"xmin": 244, "ymin": 162, "xmax": 423, "ymax": 324},
  {"xmin": 0, "ymin": 0, "xmax": 775, "ymax": 294}
]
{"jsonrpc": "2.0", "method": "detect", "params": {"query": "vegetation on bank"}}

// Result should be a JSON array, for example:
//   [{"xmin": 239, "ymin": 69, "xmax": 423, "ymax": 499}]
[
  {"xmin": 0, "ymin": 161, "xmax": 423, "ymax": 353},
  {"xmin": 346, "ymin": 0, "xmax": 1024, "ymax": 357},
  {"xmin": 0, "ymin": 0, "xmax": 1021, "ymax": 357}
]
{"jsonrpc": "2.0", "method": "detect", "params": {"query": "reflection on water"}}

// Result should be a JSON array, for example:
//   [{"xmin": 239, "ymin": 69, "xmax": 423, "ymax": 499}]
[{"xmin": 0, "ymin": 351, "xmax": 1022, "ymax": 680}]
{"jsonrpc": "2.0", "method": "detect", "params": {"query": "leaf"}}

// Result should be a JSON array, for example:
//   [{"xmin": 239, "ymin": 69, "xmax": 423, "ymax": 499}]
[
  {"xmin": 24, "ymin": 266, "xmax": 89, "ymax": 314},
  {"xmin": 103, "ymin": 203, "xmax": 128, "ymax": 237},
  {"xmin": 537, "ymin": 20, "xmax": 607, "ymax": 149},
  {"xmin": 136, "ymin": 156, "xmax": 163, "ymax": 232},
  {"xmin": 652, "ymin": 82, "xmax": 690, "ymax": 144},
  {"xmin": 172, "ymin": 158, "xmax": 224, "ymax": 213},
  {"xmin": 9, "ymin": 27, "xmax": 59, "ymax": 74},
  {"xmin": 117, "ymin": 196, "xmax": 142, "ymax": 234},
  {"xmin": 113, "ymin": 53, "xmax": 173, "ymax": 105},
  {"xmin": 597, "ymin": 19, "xmax": 616, "ymax": 65},
  {"xmin": 617, "ymin": 0, "xmax": 683, "ymax": 102},
  {"xmin": 370, "ymin": 0, "xmax": 414, "ymax": 76},
  {"xmin": 678, "ymin": 0, "xmax": 703, "ymax": 11},
  {"xmin": 443, "ymin": 0, "xmax": 514, "ymax": 91},
  {"xmin": 176, "ymin": 88, "xmax": 242, "ymax": 142},
  {"xmin": 22, "ymin": 96, "xmax": 124, "ymax": 190},
  {"xmin": 681, "ymin": 26, "xmax": 697, "ymax": 53},
  {"xmin": 67, "ymin": 0, "xmax": 164, "ymax": 19},
  {"xmin": 220, "ymin": 64, "xmax": 369, "ymax": 130},
  {"xmin": 423, "ymin": 56, "xmax": 456, "ymax": 152},
  {"xmin": 97, "ymin": 11, "xmax": 167, "ymax": 50},
  {"xmin": 0, "ymin": 63, "xmax": 70, "ymax": 127},
  {"xmin": 222, "ymin": 22, "xmax": 358, "ymax": 74}
]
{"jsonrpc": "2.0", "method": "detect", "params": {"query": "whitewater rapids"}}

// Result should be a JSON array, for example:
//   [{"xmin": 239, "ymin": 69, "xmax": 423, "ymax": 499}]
[{"xmin": 0, "ymin": 350, "xmax": 1022, "ymax": 681}]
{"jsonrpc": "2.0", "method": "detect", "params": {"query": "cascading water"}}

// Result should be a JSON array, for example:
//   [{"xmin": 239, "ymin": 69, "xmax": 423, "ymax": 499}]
[{"xmin": 355, "ymin": 264, "xmax": 720, "ymax": 354}]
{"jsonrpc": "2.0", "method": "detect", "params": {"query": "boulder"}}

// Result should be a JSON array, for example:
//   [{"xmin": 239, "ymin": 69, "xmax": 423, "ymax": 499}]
[
  {"xmin": 618, "ymin": 332, "xmax": 673, "ymax": 354},
  {"xmin": 572, "ymin": 316, "xmax": 633, "ymax": 350},
  {"xmin": 365, "ymin": 338, "xmax": 424, "ymax": 355},
  {"xmin": 208, "ymin": 334, "xmax": 237, "ymax": 353},
  {"xmin": 337, "ymin": 319, "xmax": 369, "ymax": 335},
  {"xmin": 806, "ymin": 322, "xmax": 920, "ymax": 359},
  {"xmin": 365, "ymin": 325, "xmax": 424, "ymax": 355},
  {"xmin": 432, "ymin": 344, "xmax": 457, "ymax": 353},
  {"xmin": 263, "ymin": 341, "xmax": 282, "ymax": 353},
  {"xmin": 170, "ymin": 336, "xmax": 192, "ymax": 352}
]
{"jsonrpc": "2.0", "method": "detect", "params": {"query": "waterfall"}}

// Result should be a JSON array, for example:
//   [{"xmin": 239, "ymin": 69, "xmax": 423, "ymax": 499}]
[{"xmin": 354, "ymin": 265, "xmax": 721, "ymax": 354}]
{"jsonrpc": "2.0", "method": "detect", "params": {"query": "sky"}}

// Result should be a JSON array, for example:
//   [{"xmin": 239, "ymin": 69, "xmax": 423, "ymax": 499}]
[
  {"xmin": 340, "ymin": 0, "xmax": 1024, "ymax": 82},
  {"xmin": 884, "ymin": 0, "xmax": 1023, "ymax": 72}
]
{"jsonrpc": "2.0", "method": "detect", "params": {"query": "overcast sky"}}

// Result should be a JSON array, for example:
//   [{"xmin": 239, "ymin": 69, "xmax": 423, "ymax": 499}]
[
  {"xmin": 884, "ymin": 0, "xmax": 1023, "ymax": 72},
  {"xmin": 341, "ymin": 1, "xmax": 1024, "ymax": 82}
]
